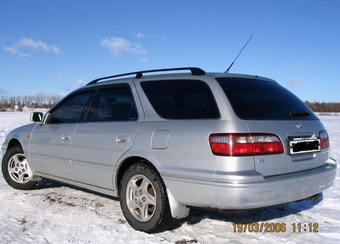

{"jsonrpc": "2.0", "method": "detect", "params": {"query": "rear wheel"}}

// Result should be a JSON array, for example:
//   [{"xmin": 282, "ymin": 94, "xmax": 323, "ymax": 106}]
[
  {"xmin": 119, "ymin": 162, "xmax": 175, "ymax": 233},
  {"xmin": 2, "ymin": 146, "xmax": 38, "ymax": 190}
]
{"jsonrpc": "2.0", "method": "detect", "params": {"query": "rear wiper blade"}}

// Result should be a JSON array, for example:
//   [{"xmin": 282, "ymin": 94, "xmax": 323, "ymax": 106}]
[{"xmin": 289, "ymin": 111, "xmax": 311, "ymax": 117}]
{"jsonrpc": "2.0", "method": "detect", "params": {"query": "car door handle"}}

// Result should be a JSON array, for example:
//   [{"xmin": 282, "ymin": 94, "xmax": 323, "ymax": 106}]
[
  {"xmin": 116, "ymin": 135, "xmax": 129, "ymax": 143},
  {"xmin": 62, "ymin": 134, "xmax": 72, "ymax": 141}
]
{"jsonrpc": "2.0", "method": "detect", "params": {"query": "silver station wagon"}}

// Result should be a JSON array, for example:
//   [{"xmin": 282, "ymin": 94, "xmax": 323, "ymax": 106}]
[{"xmin": 1, "ymin": 67, "xmax": 337, "ymax": 233}]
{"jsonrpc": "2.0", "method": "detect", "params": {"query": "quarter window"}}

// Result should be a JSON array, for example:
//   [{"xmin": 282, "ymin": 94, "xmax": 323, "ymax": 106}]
[{"xmin": 216, "ymin": 78, "xmax": 317, "ymax": 120}]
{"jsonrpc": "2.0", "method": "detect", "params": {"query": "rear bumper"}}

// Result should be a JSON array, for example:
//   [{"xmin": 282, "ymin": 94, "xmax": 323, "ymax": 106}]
[{"xmin": 214, "ymin": 158, "xmax": 337, "ymax": 209}]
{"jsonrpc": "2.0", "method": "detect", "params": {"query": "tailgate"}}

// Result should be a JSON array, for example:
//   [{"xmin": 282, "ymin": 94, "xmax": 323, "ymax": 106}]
[{"xmin": 245, "ymin": 120, "xmax": 329, "ymax": 177}]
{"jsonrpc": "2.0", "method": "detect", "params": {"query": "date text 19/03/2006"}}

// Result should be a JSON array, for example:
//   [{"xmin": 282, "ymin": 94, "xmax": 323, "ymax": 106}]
[{"xmin": 233, "ymin": 223, "xmax": 319, "ymax": 233}]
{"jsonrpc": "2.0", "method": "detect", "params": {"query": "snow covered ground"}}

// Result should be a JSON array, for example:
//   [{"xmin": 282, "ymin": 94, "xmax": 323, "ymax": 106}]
[{"xmin": 0, "ymin": 111, "xmax": 339, "ymax": 244}]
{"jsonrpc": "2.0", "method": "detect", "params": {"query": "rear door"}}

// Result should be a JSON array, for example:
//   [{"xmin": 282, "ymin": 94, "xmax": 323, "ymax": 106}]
[{"xmin": 71, "ymin": 84, "xmax": 142, "ymax": 189}]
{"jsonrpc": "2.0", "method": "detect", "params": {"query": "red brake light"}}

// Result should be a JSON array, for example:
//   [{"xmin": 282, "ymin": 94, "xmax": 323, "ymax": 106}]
[
  {"xmin": 209, "ymin": 133, "xmax": 284, "ymax": 156},
  {"xmin": 319, "ymin": 130, "xmax": 330, "ymax": 149}
]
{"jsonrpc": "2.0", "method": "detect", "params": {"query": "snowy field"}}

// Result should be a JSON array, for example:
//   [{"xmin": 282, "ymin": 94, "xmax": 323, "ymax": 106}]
[{"xmin": 0, "ymin": 111, "xmax": 339, "ymax": 244}]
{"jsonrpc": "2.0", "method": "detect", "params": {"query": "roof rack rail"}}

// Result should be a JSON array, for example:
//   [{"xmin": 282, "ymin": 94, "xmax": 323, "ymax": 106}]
[{"xmin": 86, "ymin": 67, "xmax": 205, "ymax": 85}]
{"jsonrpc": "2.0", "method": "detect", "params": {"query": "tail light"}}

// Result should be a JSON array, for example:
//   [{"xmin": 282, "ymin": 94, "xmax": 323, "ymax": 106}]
[
  {"xmin": 209, "ymin": 133, "xmax": 284, "ymax": 156},
  {"xmin": 319, "ymin": 130, "xmax": 330, "ymax": 149}
]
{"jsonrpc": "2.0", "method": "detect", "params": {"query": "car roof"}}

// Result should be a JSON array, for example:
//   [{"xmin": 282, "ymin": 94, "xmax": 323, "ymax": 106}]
[{"xmin": 86, "ymin": 67, "xmax": 276, "ymax": 87}]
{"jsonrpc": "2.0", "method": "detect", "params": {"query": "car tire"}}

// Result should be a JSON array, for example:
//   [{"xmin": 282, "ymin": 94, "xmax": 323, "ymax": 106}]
[
  {"xmin": 119, "ymin": 161, "xmax": 175, "ymax": 233},
  {"xmin": 2, "ymin": 146, "xmax": 38, "ymax": 190}
]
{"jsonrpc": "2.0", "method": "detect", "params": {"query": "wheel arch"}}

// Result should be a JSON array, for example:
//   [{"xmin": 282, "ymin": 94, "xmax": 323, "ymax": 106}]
[
  {"xmin": 1, "ymin": 142, "xmax": 40, "ymax": 190},
  {"xmin": 115, "ymin": 156, "xmax": 159, "ymax": 196},
  {"xmin": 6, "ymin": 138, "xmax": 23, "ymax": 151},
  {"xmin": 115, "ymin": 156, "xmax": 190, "ymax": 220}
]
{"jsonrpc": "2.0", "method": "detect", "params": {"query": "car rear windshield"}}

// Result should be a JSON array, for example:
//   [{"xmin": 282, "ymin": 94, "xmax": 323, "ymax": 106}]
[
  {"xmin": 216, "ymin": 78, "xmax": 318, "ymax": 120},
  {"xmin": 141, "ymin": 79, "xmax": 220, "ymax": 119}
]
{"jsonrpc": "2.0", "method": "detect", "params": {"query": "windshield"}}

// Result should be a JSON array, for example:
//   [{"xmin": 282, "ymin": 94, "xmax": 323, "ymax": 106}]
[{"xmin": 216, "ymin": 78, "xmax": 318, "ymax": 120}]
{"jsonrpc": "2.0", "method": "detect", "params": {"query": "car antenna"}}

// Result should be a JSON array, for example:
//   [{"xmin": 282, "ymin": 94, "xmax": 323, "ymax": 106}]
[{"xmin": 225, "ymin": 34, "xmax": 253, "ymax": 73}]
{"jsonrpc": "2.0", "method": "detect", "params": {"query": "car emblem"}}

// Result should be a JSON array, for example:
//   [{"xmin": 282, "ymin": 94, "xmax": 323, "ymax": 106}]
[{"xmin": 295, "ymin": 123, "xmax": 302, "ymax": 128}]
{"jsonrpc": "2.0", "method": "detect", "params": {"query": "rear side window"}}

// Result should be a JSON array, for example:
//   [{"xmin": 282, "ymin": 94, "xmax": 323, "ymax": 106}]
[
  {"xmin": 85, "ymin": 87, "xmax": 138, "ymax": 122},
  {"xmin": 141, "ymin": 79, "xmax": 219, "ymax": 119},
  {"xmin": 216, "ymin": 78, "xmax": 318, "ymax": 120}
]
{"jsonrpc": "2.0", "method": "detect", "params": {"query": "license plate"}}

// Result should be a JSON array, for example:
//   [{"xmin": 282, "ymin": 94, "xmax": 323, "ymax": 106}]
[{"xmin": 289, "ymin": 138, "xmax": 320, "ymax": 155}]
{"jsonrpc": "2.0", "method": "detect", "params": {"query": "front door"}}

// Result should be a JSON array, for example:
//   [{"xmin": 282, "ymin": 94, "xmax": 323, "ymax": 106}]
[{"xmin": 29, "ymin": 91, "xmax": 93, "ymax": 180}]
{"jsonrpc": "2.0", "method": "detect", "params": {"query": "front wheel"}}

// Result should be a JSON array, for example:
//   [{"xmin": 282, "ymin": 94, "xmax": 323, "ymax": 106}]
[
  {"xmin": 2, "ymin": 146, "xmax": 38, "ymax": 190},
  {"xmin": 119, "ymin": 162, "xmax": 175, "ymax": 233}
]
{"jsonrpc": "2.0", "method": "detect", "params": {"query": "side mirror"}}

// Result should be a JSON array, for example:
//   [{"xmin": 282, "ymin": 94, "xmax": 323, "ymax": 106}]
[{"xmin": 30, "ymin": 112, "xmax": 44, "ymax": 122}]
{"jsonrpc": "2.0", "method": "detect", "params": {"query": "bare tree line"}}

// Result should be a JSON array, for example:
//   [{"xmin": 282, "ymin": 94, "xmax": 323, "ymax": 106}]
[
  {"xmin": 0, "ymin": 94, "xmax": 63, "ymax": 111},
  {"xmin": 0, "ymin": 94, "xmax": 339, "ymax": 112},
  {"xmin": 305, "ymin": 101, "xmax": 340, "ymax": 113}
]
